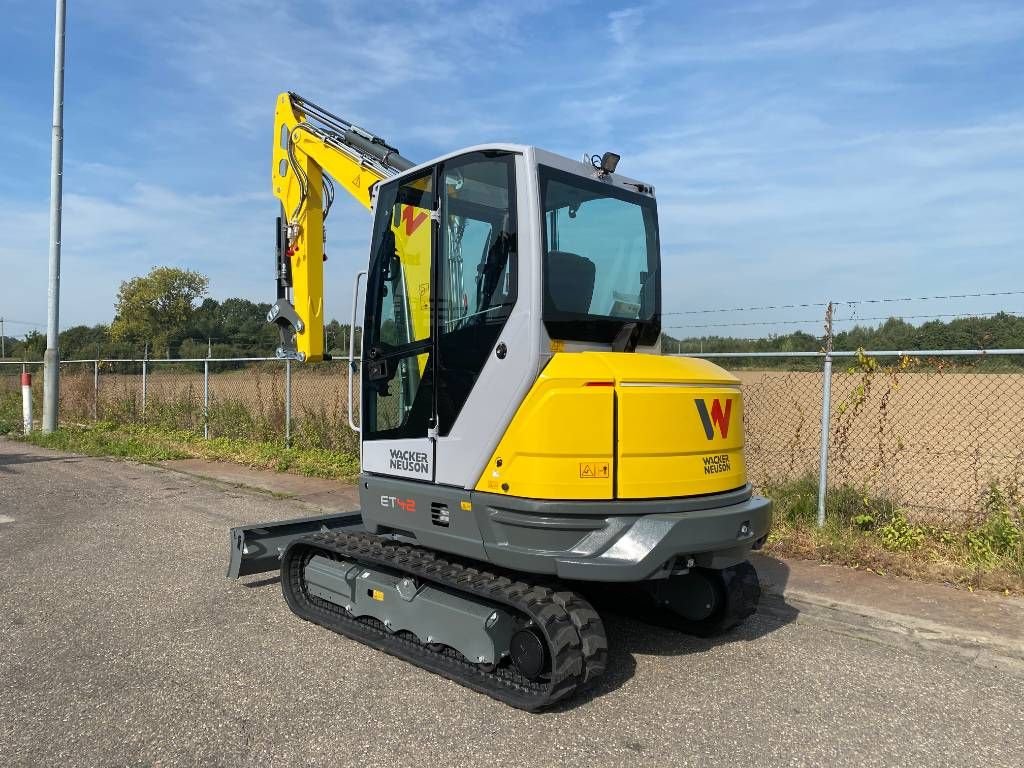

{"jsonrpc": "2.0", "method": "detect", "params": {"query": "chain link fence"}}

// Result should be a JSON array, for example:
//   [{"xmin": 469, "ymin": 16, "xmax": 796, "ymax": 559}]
[
  {"xmin": 1, "ymin": 357, "xmax": 360, "ymax": 455},
  {"xmin": 4, "ymin": 348, "xmax": 1023, "ymax": 526},
  {"xmin": 702, "ymin": 349, "xmax": 1024, "ymax": 527}
]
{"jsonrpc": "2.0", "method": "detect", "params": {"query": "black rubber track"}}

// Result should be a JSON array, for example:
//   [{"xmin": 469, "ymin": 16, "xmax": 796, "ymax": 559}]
[{"xmin": 280, "ymin": 530, "xmax": 608, "ymax": 711}]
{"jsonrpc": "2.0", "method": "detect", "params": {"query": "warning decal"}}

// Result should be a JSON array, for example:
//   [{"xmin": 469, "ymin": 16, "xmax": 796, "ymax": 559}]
[{"xmin": 579, "ymin": 462, "xmax": 610, "ymax": 479}]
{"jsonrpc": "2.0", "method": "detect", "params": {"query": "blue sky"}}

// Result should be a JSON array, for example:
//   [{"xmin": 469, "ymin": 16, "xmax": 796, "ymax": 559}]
[{"xmin": 2, "ymin": 0, "xmax": 1023, "ymax": 339}]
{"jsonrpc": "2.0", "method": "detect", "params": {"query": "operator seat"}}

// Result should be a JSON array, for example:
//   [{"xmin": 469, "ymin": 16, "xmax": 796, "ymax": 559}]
[{"xmin": 544, "ymin": 250, "xmax": 596, "ymax": 315}]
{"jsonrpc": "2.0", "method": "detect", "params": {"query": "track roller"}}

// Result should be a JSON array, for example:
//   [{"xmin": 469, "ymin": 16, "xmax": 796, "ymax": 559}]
[
  {"xmin": 603, "ymin": 561, "xmax": 761, "ymax": 638},
  {"xmin": 652, "ymin": 561, "xmax": 761, "ymax": 637}
]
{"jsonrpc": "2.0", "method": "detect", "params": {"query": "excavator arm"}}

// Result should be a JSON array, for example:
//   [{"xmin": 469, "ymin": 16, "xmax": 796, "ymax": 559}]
[{"xmin": 268, "ymin": 92, "xmax": 415, "ymax": 362}]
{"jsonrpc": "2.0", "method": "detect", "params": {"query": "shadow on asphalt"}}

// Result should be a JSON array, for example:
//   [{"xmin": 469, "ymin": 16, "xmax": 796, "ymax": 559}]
[
  {"xmin": 0, "ymin": 451, "xmax": 78, "ymax": 473},
  {"xmin": 242, "ymin": 575, "xmax": 281, "ymax": 589},
  {"xmin": 238, "ymin": 555, "xmax": 797, "ymax": 712},
  {"xmin": 554, "ymin": 555, "xmax": 799, "ymax": 710}
]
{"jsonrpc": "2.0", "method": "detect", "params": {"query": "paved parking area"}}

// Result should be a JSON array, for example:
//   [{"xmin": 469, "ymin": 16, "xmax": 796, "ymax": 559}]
[{"xmin": 1, "ymin": 440, "xmax": 1022, "ymax": 767}]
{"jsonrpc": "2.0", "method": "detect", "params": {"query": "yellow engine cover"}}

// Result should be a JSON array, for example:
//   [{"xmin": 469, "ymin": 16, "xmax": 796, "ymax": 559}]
[{"xmin": 476, "ymin": 352, "xmax": 747, "ymax": 500}]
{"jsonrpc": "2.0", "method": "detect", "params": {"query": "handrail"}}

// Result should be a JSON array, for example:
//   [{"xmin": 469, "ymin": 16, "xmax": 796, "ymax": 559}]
[{"xmin": 348, "ymin": 270, "xmax": 367, "ymax": 432}]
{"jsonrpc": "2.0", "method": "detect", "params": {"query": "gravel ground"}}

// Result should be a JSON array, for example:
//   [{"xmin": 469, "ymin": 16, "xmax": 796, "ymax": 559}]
[{"xmin": 1, "ymin": 439, "xmax": 1022, "ymax": 768}]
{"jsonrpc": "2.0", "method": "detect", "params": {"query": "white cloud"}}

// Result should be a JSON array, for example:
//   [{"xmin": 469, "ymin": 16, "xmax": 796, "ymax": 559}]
[
  {"xmin": 608, "ymin": 7, "xmax": 644, "ymax": 47},
  {"xmin": 0, "ymin": 181, "xmax": 275, "ymax": 329},
  {"xmin": 667, "ymin": 2, "xmax": 1024, "ymax": 63}
]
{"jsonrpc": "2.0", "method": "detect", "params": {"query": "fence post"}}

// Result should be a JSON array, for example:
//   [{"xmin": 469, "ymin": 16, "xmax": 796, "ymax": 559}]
[
  {"xmin": 142, "ymin": 343, "xmax": 148, "ymax": 417},
  {"xmin": 93, "ymin": 360, "xmax": 99, "ymax": 420},
  {"xmin": 21, "ymin": 367, "xmax": 32, "ymax": 434},
  {"xmin": 816, "ymin": 302, "xmax": 834, "ymax": 527},
  {"xmin": 285, "ymin": 358, "xmax": 292, "ymax": 448},
  {"xmin": 203, "ymin": 358, "xmax": 210, "ymax": 439}
]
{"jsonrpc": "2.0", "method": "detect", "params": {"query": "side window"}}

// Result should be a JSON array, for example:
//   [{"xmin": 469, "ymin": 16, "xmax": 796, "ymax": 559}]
[
  {"xmin": 437, "ymin": 153, "xmax": 517, "ymax": 435},
  {"xmin": 375, "ymin": 173, "xmax": 434, "ymax": 350},
  {"xmin": 363, "ymin": 171, "xmax": 436, "ymax": 440}
]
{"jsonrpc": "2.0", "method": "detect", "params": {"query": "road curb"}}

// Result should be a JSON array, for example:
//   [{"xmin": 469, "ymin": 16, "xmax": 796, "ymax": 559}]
[{"xmin": 761, "ymin": 583, "xmax": 1024, "ymax": 675}]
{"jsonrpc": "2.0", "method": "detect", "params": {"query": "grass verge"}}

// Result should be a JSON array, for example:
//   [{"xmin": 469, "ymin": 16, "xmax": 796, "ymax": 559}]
[
  {"xmin": 763, "ymin": 475, "xmax": 1024, "ymax": 595},
  {"xmin": 12, "ymin": 420, "xmax": 360, "ymax": 481}
]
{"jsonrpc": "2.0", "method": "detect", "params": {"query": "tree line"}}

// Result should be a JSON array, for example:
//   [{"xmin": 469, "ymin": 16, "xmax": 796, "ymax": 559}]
[
  {"xmin": 2, "ymin": 267, "xmax": 354, "ymax": 361},
  {"xmin": 2, "ymin": 266, "xmax": 1021, "ymax": 360},
  {"xmin": 666, "ymin": 314, "xmax": 1024, "ymax": 355}
]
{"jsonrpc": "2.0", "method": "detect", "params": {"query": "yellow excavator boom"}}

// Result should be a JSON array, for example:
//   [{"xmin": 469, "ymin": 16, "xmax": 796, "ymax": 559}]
[{"xmin": 268, "ymin": 92, "xmax": 415, "ymax": 362}]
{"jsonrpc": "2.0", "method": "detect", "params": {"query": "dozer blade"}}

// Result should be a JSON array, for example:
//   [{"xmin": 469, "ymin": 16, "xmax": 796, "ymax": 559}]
[{"xmin": 227, "ymin": 511, "xmax": 364, "ymax": 579}]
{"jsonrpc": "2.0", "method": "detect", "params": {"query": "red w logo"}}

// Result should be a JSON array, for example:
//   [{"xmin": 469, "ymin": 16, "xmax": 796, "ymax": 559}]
[
  {"xmin": 401, "ymin": 205, "xmax": 428, "ymax": 235},
  {"xmin": 695, "ymin": 398, "xmax": 732, "ymax": 440}
]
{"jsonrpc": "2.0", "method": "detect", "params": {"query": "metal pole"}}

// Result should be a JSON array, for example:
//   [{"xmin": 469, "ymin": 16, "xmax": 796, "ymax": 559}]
[
  {"xmin": 816, "ymin": 302, "xmax": 834, "ymax": 527},
  {"xmin": 1, "ymin": 317, "xmax": 5, "ymax": 358},
  {"xmin": 285, "ymin": 358, "xmax": 292, "ymax": 447},
  {"xmin": 203, "ymin": 358, "xmax": 209, "ymax": 439},
  {"xmin": 42, "ymin": 0, "xmax": 67, "ymax": 434},
  {"xmin": 93, "ymin": 359, "xmax": 98, "ymax": 420}
]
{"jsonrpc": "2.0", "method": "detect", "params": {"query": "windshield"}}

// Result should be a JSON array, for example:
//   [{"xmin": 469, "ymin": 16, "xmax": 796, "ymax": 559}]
[{"xmin": 540, "ymin": 165, "xmax": 660, "ymax": 344}]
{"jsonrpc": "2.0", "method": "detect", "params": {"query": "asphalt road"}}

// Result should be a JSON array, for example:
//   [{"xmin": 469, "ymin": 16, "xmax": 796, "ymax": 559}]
[{"xmin": 1, "ymin": 440, "xmax": 1021, "ymax": 768}]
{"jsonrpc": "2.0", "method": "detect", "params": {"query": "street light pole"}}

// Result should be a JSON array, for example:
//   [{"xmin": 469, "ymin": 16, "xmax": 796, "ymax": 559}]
[{"xmin": 42, "ymin": 0, "xmax": 67, "ymax": 433}]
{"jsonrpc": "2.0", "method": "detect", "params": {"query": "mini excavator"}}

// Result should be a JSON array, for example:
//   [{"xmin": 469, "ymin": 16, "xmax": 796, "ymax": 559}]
[{"xmin": 228, "ymin": 92, "xmax": 772, "ymax": 710}]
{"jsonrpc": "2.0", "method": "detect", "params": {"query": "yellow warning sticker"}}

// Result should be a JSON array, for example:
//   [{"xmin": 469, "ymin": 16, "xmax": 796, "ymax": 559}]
[
  {"xmin": 371, "ymin": 589, "xmax": 384, "ymax": 601},
  {"xmin": 550, "ymin": 339, "xmax": 565, "ymax": 353},
  {"xmin": 460, "ymin": 500, "xmax": 472, "ymax": 511},
  {"xmin": 579, "ymin": 462, "xmax": 610, "ymax": 479}
]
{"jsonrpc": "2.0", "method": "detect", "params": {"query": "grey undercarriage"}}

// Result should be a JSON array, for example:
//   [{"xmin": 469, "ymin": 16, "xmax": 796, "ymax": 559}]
[{"xmin": 228, "ymin": 482, "xmax": 771, "ymax": 710}]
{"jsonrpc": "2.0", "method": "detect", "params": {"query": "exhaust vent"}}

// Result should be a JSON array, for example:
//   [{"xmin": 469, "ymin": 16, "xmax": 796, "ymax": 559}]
[{"xmin": 431, "ymin": 503, "xmax": 450, "ymax": 528}]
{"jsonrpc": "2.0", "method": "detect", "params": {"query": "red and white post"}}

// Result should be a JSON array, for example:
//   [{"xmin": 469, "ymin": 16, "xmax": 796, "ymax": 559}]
[{"xmin": 21, "ymin": 371, "xmax": 33, "ymax": 434}]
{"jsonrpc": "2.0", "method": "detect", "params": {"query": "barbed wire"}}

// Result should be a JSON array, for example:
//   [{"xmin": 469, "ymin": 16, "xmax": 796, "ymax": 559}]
[
  {"xmin": 666, "ymin": 318, "xmax": 824, "ymax": 330},
  {"xmin": 662, "ymin": 289, "xmax": 1024, "ymax": 317},
  {"xmin": 833, "ymin": 310, "xmax": 1020, "ymax": 324},
  {"xmin": 666, "ymin": 309, "xmax": 1020, "ymax": 332}
]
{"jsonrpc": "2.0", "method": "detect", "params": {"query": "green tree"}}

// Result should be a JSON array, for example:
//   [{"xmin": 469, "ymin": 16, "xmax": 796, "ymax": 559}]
[
  {"xmin": 111, "ymin": 267, "xmax": 209, "ymax": 356},
  {"xmin": 13, "ymin": 330, "xmax": 45, "ymax": 359},
  {"xmin": 59, "ymin": 324, "xmax": 111, "ymax": 359}
]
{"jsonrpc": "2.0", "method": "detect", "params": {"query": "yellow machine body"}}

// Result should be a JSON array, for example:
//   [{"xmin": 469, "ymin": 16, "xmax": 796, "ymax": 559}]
[{"xmin": 477, "ymin": 352, "xmax": 746, "ymax": 500}]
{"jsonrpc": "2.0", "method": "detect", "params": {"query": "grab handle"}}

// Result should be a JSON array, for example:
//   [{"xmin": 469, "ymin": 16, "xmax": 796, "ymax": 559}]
[{"xmin": 347, "ymin": 270, "xmax": 367, "ymax": 432}]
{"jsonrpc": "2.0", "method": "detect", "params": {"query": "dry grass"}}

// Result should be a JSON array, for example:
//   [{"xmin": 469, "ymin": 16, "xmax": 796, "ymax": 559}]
[
  {"xmin": 762, "ymin": 475, "xmax": 1024, "ymax": 595},
  {"xmin": 738, "ymin": 360, "xmax": 1024, "ymax": 526},
  {"xmin": 51, "ymin": 363, "xmax": 358, "ymax": 454}
]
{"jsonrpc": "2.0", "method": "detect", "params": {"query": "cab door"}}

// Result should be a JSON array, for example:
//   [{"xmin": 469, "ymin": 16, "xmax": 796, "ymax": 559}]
[{"xmin": 361, "ymin": 168, "xmax": 438, "ymax": 482}]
